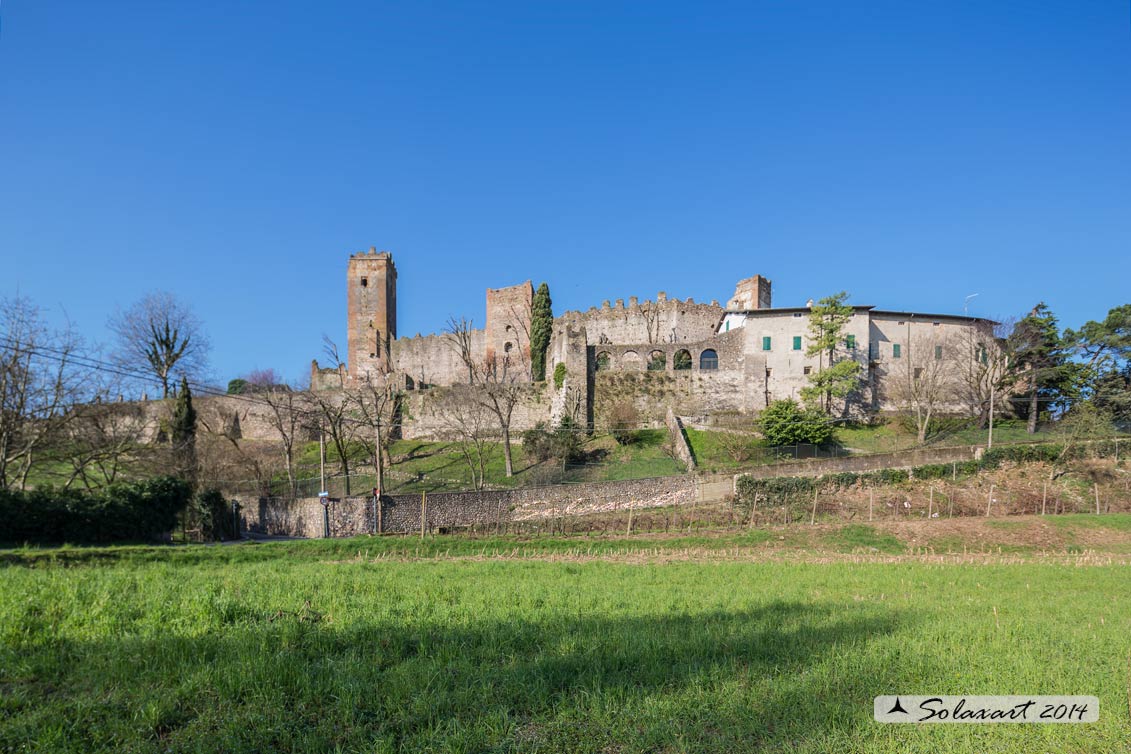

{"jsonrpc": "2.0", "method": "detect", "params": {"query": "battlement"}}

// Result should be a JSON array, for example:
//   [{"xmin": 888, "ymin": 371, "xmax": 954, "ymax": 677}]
[
  {"xmin": 559, "ymin": 293, "xmax": 724, "ymax": 321},
  {"xmin": 351, "ymin": 246, "xmax": 394, "ymax": 260}
]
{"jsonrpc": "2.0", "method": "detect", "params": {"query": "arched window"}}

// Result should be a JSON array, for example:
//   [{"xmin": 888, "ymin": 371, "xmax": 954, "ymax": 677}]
[
  {"xmin": 700, "ymin": 349, "xmax": 719, "ymax": 370},
  {"xmin": 622, "ymin": 351, "xmax": 642, "ymax": 370},
  {"xmin": 595, "ymin": 351, "xmax": 611, "ymax": 371},
  {"xmin": 673, "ymin": 349, "xmax": 692, "ymax": 370},
  {"xmin": 504, "ymin": 341, "xmax": 514, "ymax": 353},
  {"xmin": 647, "ymin": 350, "xmax": 666, "ymax": 371}
]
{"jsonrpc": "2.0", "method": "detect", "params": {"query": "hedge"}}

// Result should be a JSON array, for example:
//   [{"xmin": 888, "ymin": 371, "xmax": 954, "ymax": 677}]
[
  {"xmin": 735, "ymin": 439, "xmax": 1125, "ymax": 510},
  {"xmin": 0, "ymin": 477, "xmax": 192, "ymax": 545}
]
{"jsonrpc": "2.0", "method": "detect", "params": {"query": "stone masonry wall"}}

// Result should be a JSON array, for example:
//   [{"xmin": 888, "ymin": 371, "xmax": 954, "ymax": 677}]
[
  {"xmin": 238, "ymin": 475, "xmax": 698, "ymax": 537},
  {"xmin": 557, "ymin": 295, "xmax": 723, "ymax": 347},
  {"xmin": 391, "ymin": 329, "xmax": 488, "ymax": 388},
  {"xmin": 399, "ymin": 381, "xmax": 553, "ymax": 440}
]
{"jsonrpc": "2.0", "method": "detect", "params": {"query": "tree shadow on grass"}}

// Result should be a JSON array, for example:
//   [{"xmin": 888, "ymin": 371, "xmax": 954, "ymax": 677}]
[{"xmin": 0, "ymin": 598, "xmax": 925, "ymax": 753}]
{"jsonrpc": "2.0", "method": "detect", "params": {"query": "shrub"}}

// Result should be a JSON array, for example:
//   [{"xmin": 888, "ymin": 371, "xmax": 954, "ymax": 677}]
[
  {"xmin": 0, "ymin": 477, "xmax": 192, "ymax": 545},
  {"xmin": 521, "ymin": 422, "xmax": 557, "ymax": 462},
  {"xmin": 521, "ymin": 417, "xmax": 584, "ymax": 464},
  {"xmin": 757, "ymin": 400, "xmax": 834, "ymax": 446},
  {"xmin": 227, "ymin": 378, "xmax": 248, "ymax": 395},
  {"xmin": 187, "ymin": 488, "xmax": 238, "ymax": 541},
  {"xmin": 605, "ymin": 402, "xmax": 640, "ymax": 445},
  {"xmin": 553, "ymin": 363, "xmax": 567, "ymax": 389}
]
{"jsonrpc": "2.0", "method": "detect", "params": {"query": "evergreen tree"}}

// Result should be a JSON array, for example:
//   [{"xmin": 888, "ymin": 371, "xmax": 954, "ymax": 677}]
[
  {"xmin": 757, "ymin": 399, "xmax": 834, "ymax": 446},
  {"xmin": 171, "ymin": 376, "xmax": 197, "ymax": 481},
  {"xmin": 530, "ymin": 282, "xmax": 553, "ymax": 381},
  {"xmin": 801, "ymin": 292, "xmax": 862, "ymax": 413},
  {"xmin": 1009, "ymin": 303, "xmax": 1073, "ymax": 433},
  {"xmin": 1066, "ymin": 303, "xmax": 1131, "ymax": 422}
]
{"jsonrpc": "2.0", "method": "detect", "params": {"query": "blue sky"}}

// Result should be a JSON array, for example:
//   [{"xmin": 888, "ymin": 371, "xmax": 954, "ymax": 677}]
[{"xmin": 1, "ymin": 1, "xmax": 1128, "ymax": 385}]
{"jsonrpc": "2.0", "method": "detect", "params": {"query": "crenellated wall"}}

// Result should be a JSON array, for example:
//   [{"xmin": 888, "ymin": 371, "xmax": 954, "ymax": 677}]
[{"xmin": 556, "ymin": 294, "xmax": 724, "ymax": 347}]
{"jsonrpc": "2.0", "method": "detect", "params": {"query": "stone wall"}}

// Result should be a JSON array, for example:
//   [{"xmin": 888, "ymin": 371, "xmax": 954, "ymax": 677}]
[
  {"xmin": 400, "ymin": 381, "xmax": 553, "ymax": 440},
  {"xmin": 391, "ymin": 329, "xmax": 487, "ymax": 388},
  {"xmin": 238, "ymin": 474, "xmax": 700, "ymax": 537},
  {"xmin": 557, "ymin": 295, "xmax": 723, "ymax": 347},
  {"xmin": 665, "ymin": 408, "xmax": 696, "ymax": 470}
]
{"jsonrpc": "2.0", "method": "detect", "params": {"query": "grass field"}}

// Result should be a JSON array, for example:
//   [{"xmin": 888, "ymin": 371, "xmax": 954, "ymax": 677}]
[{"xmin": 3, "ymin": 517, "xmax": 1131, "ymax": 753}]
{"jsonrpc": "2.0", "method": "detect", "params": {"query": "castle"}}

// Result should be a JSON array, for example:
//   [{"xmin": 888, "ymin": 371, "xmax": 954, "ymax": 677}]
[{"xmin": 311, "ymin": 247, "xmax": 996, "ymax": 436}]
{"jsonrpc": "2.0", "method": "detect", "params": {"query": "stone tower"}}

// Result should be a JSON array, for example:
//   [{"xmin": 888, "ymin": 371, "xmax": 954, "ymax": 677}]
[
  {"xmin": 347, "ymin": 247, "xmax": 397, "ymax": 382},
  {"xmin": 727, "ymin": 275, "xmax": 772, "ymax": 310}
]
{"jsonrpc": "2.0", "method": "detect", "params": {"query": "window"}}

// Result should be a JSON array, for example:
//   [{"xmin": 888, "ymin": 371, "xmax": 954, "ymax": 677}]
[
  {"xmin": 792, "ymin": 336, "xmax": 802, "ymax": 351},
  {"xmin": 932, "ymin": 322, "xmax": 940, "ymax": 327},
  {"xmin": 935, "ymin": 345, "xmax": 943, "ymax": 360},
  {"xmin": 803, "ymin": 366, "xmax": 812, "ymax": 375},
  {"xmin": 914, "ymin": 367, "xmax": 923, "ymax": 380},
  {"xmin": 673, "ymin": 349, "xmax": 692, "ymax": 370},
  {"xmin": 893, "ymin": 343, "xmax": 902, "ymax": 358},
  {"xmin": 846, "ymin": 334, "xmax": 856, "ymax": 350},
  {"xmin": 360, "ymin": 277, "xmax": 368, "ymax": 287},
  {"xmin": 762, "ymin": 336, "xmax": 772, "ymax": 351},
  {"xmin": 648, "ymin": 350, "xmax": 666, "ymax": 371},
  {"xmin": 504, "ymin": 341, "xmax": 513, "ymax": 353},
  {"xmin": 622, "ymin": 350, "xmax": 642, "ymax": 370},
  {"xmin": 897, "ymin": 320, "xmax": 905, "ymax": 326},
  {"xmin": 595, "ymin": 351, "xmax": 611, "ymax": 371},
  {"xmin": 792, "ymin": 312, "xmax": 803, "ymax": 318},
  {"xmin": 699, "ymin": 349, "xmax": 718, "ymax": 370},
  {"xmin": 869, "ymin": 342, "xmax": 879, "ymax": 360},
  {"xmin": 725, "ymin": 321, "xmax": 730, "ymax": 332}
]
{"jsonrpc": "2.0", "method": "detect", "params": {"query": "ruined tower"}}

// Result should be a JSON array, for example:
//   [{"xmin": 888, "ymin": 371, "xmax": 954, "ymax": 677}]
[
  {"xmin": 485, "ymin": 281, "xmax": 534, "ymax": 369},
  {"xmin": 347, "ymin": 248, "xmax": 397, "ymax": 382},
  {"xmin": 727, "ymin": 275, "xmax": 772, "ymax": 310}
]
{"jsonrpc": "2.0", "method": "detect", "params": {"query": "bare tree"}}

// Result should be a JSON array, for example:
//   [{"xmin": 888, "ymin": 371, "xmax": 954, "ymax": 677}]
[
  {"xmin": 443, "ymin": 316, "xmax": 478, "ymax": 384},
  {"xmin": 954, "ymin": 320, "xmax": 1015, "ymax": 428},
  {"xmin": 640, "ymin": 302, "xmax": 661, "ymax": 345},
  {"xmin": 56, "ymin": 401, "xmax": 152, "ymax": 490},
  {"xmin": 886, "ymin": 332, "xmax": 961, "ymax": 444},
  {"xmin": 437, "ymin": 386, "xmax": 496, "ymax": 490},
  {"xmin": 349, "ymin": 371, "xmax": 402, "ymax": 493},
  {"xmin": 0, "ymin": 296, "xmax": 90, "ymax": 490},
  {"xmin": 108, "ymin": 292, "xmax": 210, "ymax": 398},
  {"xmin": 320, "ymin": 335, "xmax": 347, "ymax": 388},
  {"xmin": 261, "ymin": 386, "xmax": 309, "ymax": 497},
  {"xmin": 476, "ymin": 357, "xmax": 524, "ymax": 477},
  {"xmin": 308, "ymin": 389, "xmax": 358, "ymax": 495}
]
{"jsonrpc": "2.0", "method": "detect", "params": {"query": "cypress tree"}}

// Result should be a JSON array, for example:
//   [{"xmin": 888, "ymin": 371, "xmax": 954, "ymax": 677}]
[
  {"xmin": 530, "ymin": 282, "xmax": 553, "ymax": 381},
  {"xmin": 171, "ymin": 376, "xmax": 198, "ymax": 481}
]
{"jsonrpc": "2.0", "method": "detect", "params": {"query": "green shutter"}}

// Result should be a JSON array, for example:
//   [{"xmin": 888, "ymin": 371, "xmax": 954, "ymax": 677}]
[
  {"xmin": 935, "ymin": 345, "xmax": 943, "ymax": 360},
  {"xmin": 762, "ymin": 336, "xmax": 772, "ymax": 351},
  {"xmin": 792, "ymin": 336, "xmax": 802, "ymax": 351},
  {"xmin": 893, "ymin": 343, "xmax": 901, "ymax": 358},
  {"xmin": 846, "ymin": 334, "xmax": 856, "ymax": 350}
]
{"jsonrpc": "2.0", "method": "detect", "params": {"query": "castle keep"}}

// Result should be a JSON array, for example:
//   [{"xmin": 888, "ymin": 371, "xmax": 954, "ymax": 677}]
[{"xmin": 312, "ymin": 247, "xmax": 995, "ymax": 438}]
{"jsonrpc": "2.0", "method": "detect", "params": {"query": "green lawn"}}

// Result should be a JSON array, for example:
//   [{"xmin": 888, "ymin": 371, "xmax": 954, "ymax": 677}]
[{"xmin": 3, "ymin": 524, "xmax": 1130, "ymax": 753}]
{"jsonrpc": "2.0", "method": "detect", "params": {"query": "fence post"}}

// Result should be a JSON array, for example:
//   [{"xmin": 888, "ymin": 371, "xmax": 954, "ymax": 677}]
[
  {"xmin": 928, "ymin": 487, "xmax": 933, "ymax": 519},
  {"xmin": 869, "ymin": 489, "xmax": 874, "ymax": 522},
  {"xmin": 810, "ymin": 486, "xmax": 819, "ymax": 525},
  {"xmin": 1042, "ymin": 482, "xmax": 1047, "ymax": 516},
  {"xmin": 1094, "ymin": 483, "xmax": 1101, "ymax": 515},
  {"xmin": 985, "ymin": 484, "xmax": 994, "ymax": 517}
]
